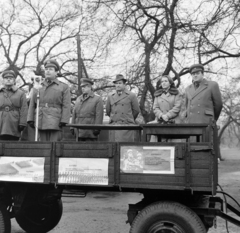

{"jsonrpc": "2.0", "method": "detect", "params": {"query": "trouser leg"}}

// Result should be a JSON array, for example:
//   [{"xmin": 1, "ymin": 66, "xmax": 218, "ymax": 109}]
[
  {"xmin": 49, "ymin": 131, "xmax": 61, "ymax": 141},
  {"xmin": 39, "ymin": 130, "xmax": 61, "ymax": 142}
]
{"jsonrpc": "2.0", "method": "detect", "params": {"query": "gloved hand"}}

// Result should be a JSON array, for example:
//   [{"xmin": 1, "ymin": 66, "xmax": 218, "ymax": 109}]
[
  {"xmin": 59, "ymin": 122, "xmax": 67, "ymax": 128},
  {"xmin": 161, "ymin": 114, "xmax": 169, "ymax": 122},
  {"xmin": 70, "ymin": 128, "xmax": 75, "ymax": 136},
  {"xmin": 28, "ymin": 121, "xmax": 35, "ymax": 128},
  {"xmin": 93, "ymin": 130, "xmax": 100, "ymax": 136},
  {"xmin": 18, "ymin": 125, "xmax": 25, "ymax": 132}
]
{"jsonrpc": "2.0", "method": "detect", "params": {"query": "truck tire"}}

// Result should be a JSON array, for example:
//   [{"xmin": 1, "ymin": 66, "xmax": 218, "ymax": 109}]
[
  {"xmin": 0, "ymin": 203, "xmax": 11, "ymax": 233},
  {"xmin": 130, "ymin": 201, "xmax": 206, "ymax": 233},
  {"xmin": 15, "ymin": 199, "xmax": 63, "ymax": 233}
]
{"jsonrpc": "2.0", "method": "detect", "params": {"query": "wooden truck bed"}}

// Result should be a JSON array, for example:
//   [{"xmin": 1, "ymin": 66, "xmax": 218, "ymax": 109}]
[{"xmin": 0, "ymin": 139, "xmax": 217, "ymax": 195}]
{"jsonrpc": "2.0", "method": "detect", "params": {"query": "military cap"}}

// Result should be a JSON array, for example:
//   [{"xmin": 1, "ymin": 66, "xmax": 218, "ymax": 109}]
[
  {"xmin": 113, "ymin": 74, "xmax": 127, "ymax": 83},
  {"xmin": 2, "ymin": 70, "xmax": 16, "ymax": 79},
  {"xmin": 44, "ymin": 59, "xmax": 60, "ymax": 71},
  {"xmin": 189, "ymin": 64, "xmax": 204, "ymax": 74},
  {"xmin": 80, "ymin": 78, "xmax": 94, "ymax": 87}
]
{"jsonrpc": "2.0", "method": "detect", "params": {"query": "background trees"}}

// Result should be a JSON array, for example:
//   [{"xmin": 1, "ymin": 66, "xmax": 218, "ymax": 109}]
[{"xmin": 0, "ymin": 0, "xmax": 240, "ymax": 146}]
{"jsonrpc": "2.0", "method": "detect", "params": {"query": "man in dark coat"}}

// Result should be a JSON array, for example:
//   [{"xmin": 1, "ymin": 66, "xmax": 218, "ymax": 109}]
[
  {"xmin": 0, "ymin": 70, "xmax": 28, "ymax": 140},
  {"xmin": 71, "ymin": 78, "xmax": 104, "ymax": 141},
  {"xmin": 185, "ymin": 64, "xmax": 222, "ymax": 124},
  {"xmin": 106, "ymin": 74, "xmax": 140, "ymax": 142},
  {"xmin": 27, "ymin": 59, "xmax": 71, "ymax": 141}
]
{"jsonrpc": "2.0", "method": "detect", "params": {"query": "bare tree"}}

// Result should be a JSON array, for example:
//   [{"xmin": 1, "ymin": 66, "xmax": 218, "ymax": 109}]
[
  {"xmin": 219, "ymin": 76, "xmax": 240, "ymax": 147},
  {"xmin": 0, "ymin": 0, "xmax": 115, "ymax": 92},
  {"xmin": 87, "ymin": 0, "xmax": 240, "ymax": 122}
]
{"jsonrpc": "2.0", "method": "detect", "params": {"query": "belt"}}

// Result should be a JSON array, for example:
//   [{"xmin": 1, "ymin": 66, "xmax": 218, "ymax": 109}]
[
  {"xmin": 0, "ymin": 106, "xmax": 19, "ymax": 112},
  {"xmin": 39, "ymin": 103, "xmax": 61, "ymax": 108}
]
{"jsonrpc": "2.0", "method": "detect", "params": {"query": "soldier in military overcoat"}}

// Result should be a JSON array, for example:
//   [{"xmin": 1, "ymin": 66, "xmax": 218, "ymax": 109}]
[
  {"xmin": 106, "ymin": 74, "xmax": 140, "ymax": 142},
  {"xmin": 27, "ymin": 59, "xmax": 71, "ymax": 141},
  {"xmin": 0, "ymin": 70, "xmax": 28, "ymax": 140},
  {"xmin": 71, "ymin": 78, "xmax": 104, "ymax": 141},
  {"xmin": 185, "ymin": 64, "xmax": 222, "ymax": 124}
]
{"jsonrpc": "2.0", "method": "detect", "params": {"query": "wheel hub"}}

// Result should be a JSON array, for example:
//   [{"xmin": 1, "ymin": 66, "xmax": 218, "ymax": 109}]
[{"xmin": 147, "ymin": 220, "xmax": 185, "ymax": 233}]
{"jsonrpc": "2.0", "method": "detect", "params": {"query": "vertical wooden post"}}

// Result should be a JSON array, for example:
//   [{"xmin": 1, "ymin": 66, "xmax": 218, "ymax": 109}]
[{"xmin": 77, "ymin": 34, "xmax": 82, "ymax": 96}]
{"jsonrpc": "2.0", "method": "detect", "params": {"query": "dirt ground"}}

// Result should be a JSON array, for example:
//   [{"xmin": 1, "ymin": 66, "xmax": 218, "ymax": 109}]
[{"xmin": 10, "ymin": 147, "xmax": 240, "ymax": 233}]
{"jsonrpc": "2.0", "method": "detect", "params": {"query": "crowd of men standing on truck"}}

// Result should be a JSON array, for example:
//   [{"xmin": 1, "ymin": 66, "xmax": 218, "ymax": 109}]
[{"xmin": 0, "ymin": 60, "xmax": 223, "ymax": 142}]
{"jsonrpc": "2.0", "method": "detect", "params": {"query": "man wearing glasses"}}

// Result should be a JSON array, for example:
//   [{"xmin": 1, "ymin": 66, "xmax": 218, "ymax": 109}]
[{"xmin": 0, "ymin": 70, "xmax": 28, "ymax": 140}]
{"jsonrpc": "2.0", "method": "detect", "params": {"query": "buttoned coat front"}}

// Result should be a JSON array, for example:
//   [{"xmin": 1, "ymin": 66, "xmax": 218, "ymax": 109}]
[
  {"xmin": 153, "ymin": 92, "xmax": 182, "ymax": 123},
  {"xmin": 185, "ymin": 79, "xmax": 222, "ymax": 123},
  {"xmin": 106, "ymin": 89, "xmax": 140, "ymax": 142},
  {"xmin": 27, "ymin": 79, "xmax": 71, "ymax": 130},
  {"xmin": 71, "ymin": 92, "xmax": 104, "ymax": 138},
  {"xmin": 0, "ymin": 86, "xmax": 28, "ymax": 137}
]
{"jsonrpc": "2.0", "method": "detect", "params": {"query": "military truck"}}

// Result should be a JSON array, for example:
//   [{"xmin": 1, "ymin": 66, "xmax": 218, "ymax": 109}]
[{"xmin": 0, "ymin": 120, "xmax": 240, "ymax": 233}]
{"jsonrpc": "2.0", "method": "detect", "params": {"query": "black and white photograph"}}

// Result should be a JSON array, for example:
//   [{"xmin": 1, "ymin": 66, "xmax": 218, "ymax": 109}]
[{"xmin": 0, "ymin": 0, "xmax": 240, "ymax": 232}]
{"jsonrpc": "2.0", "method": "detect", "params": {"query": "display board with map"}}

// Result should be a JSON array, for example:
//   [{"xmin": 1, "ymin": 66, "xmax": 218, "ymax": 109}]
[{"xmin": 0, "ymin": 157, "xmax": 45, "ymax": 182}]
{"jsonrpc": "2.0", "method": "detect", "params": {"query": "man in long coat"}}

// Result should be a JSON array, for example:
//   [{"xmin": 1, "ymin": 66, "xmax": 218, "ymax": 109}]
[
  {"xmin": 106, "ymin": 74, "xmax": 140, "ymax": 142},
  {"xmin": 185, "ymin": 64, "xmax": 222, "ymax": 124},
  {"xmin": 0, "ymin": 70, "xmax": 28, "ymax": 140},
  {"xmin": 27, "ymin": 59, "xmax": 71, "ymax": 141},
  {"xmin": 71, "ymin": 78, "xmax": 103, "ymax": 141}
]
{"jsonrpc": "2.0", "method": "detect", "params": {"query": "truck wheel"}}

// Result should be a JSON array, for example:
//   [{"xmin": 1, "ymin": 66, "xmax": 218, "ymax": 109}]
[
  {"xmin": 0, "ymin": 203, "xmax": 11, "ymax": 233},
  {"xmin": 130, "ymin": 201, "xmax": 206, "ymax": 233},
  {"xmin": 15, "ymin": 199, "xmax": 63, "ymax": 233}
]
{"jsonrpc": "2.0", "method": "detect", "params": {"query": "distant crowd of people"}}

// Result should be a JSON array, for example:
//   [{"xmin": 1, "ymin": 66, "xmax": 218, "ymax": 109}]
[{"xmin": 0, "ymin": 60, "xmax": 222, "ymax": 142}]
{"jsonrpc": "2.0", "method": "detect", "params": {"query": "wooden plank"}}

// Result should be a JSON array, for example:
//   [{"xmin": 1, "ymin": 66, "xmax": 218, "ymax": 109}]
[
  {"xmin": 144, "ymin": 127, "xmax": 206, "ymax": 136},
  {"xmin": 191, "ymin": 187, "xmax": 212, "ymax": 192},
  {"xmin": 44, "ymin": 171, "xmax": 50, "ymax": 177},
  {"xmin": 55, "ymin": 143, "xmax": 111, "ymax": 154},
  {"xmin": 119, "ymin": 183, "xmax": 212, "ymax": 192},
  {"xmin": 108, "ymin": 159, "xmax": 114, "ymax": 184},
  {"xmin": 191, "ymin": 152, "xmax": 211, "ymax": 160},
  {"xmin": 120, "ymin": 176, "xmax": 210, "ymax": 187},
  {"xmin": 191, "ymin": 169, "xmax": 210, "ymax": 177},
  {"xmin": 191, "ymin": 177, "xmax": 210, "ymax": 185},
  {"xmin": 4, "ymin": 149, "xmax": 51, "ymax": 157},
  {"xmin": 172, "ymin": 169, "xmax": 210, "ymax": 177},
  {"xmin": 175, "ymin": 160, "xmax": 210, "ymax": 169},
  {"xmin": 64, "ymin": 144, "xmax": 110, "ymax": 150},
  {"xmin": 120, "ymin": 175, "xmax": 185, "ymax": 184},
  {"xmin": 44, "ymin": 157, "xmax": 51, "ymax": 164},
  {"xmin": 44, "ymin": 164, "xmax": 50, "ymax": 169},
  {"xmin": 60, "ymin": 150, "xmax": 111, "ymax": 158},
  {"xmin": 191, "ymin": 160, "xmax": 210, "ymax": 169},
  {"xmin": 50, "ymin": 143, "xmax": 55, "ymax": 183},
  {"xmin": 119, "ymin": 183, "xmax": 186, "ymax": 190},
  {"xmin": 4, "ymin": 143, "xmax": 52, "ymax": 149}
]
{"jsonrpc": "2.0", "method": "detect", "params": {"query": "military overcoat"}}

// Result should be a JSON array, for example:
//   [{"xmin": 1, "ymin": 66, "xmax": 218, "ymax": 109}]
[
  {"xmin": 185, "ymin": 79, "xmax": 222, "ymax": 123},
  {"xmin": 0, "ymin": 86, "xmax": 28, "ymax": 137},
  {"xmin": 106, "ymin": 89, "xmax": 140, "ymax": 142},
  {"xmin": 153, "ymin": 93, "xmax": 182, "ymax": 123},
  {"xmin": 27, "ymin": 79, "xmax": 71, "ymax": 130},
  {"xmin": 71, "ymin": 92, "xmax": 104, "ymax": 138}
]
